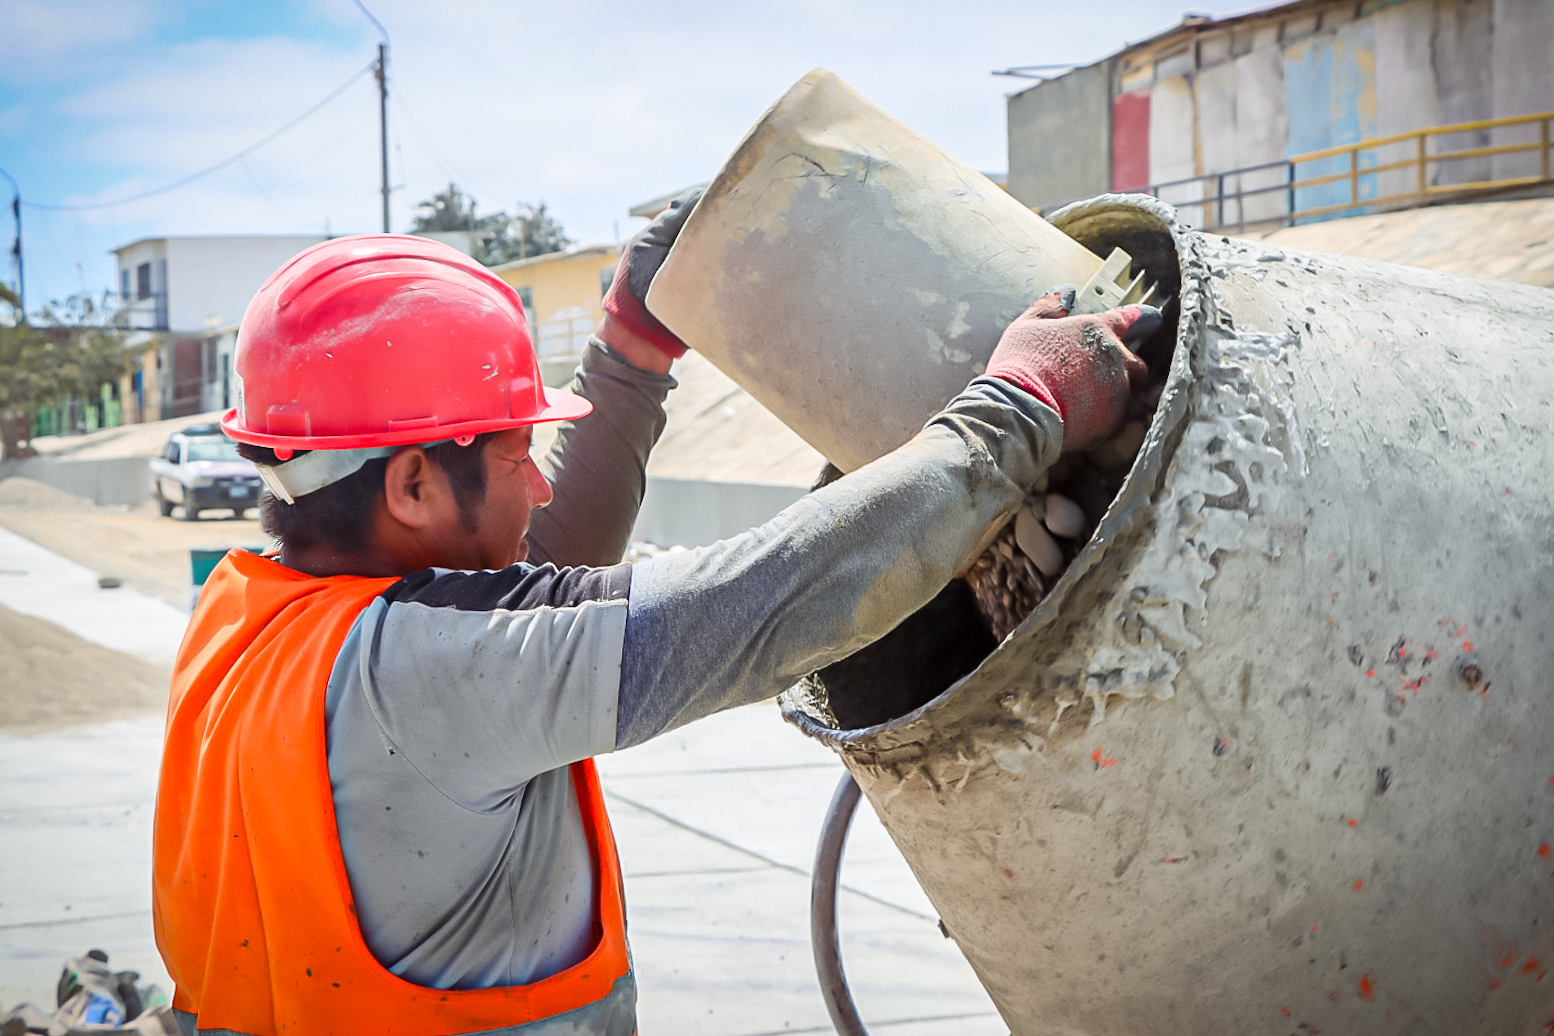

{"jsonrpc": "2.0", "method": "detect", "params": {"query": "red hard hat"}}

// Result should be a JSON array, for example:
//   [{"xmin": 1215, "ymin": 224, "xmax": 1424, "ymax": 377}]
[{"xmin": 221, "ymin": 234, "xmax": 590, "ymax": 451}]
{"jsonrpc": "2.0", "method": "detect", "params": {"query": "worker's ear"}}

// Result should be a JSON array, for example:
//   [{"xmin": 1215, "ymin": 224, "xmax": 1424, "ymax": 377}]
[{"xmin": 382, "ymin": 446, "xmax": 452, "ymax": 530}]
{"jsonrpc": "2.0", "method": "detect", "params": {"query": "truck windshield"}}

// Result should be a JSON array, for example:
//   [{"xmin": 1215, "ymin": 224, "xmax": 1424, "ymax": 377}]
[{"xmin": 184, "ymin": 439, "xmax": 243, "ymax": 463}]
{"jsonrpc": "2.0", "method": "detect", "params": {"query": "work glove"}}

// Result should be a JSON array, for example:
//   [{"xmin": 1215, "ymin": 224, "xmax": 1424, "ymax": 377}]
[
  {"xmin": 985, "ymin": 286, "xmax": 1160, "ymax": 452},
  {"xmin": 601, "ymin": 187, "xmax": 703, "ymax": 358}
]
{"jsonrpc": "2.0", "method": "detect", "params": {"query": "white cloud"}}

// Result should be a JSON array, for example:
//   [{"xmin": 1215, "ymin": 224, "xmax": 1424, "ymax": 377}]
[{"xmin": 0, "ymin": 0, "xmax": 157, "ymax": 79}]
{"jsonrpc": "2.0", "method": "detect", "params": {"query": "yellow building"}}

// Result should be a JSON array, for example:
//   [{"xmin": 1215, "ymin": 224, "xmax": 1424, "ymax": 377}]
[{"xmin": 493, "ymin": 244, "xmax": 621, "ymax": 386}]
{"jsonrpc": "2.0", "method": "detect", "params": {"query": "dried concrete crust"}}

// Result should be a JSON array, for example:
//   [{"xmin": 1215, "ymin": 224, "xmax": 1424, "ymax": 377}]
[{"xmin": 783, "ymin": 194, "xmax": 1309, "ymax": 784}]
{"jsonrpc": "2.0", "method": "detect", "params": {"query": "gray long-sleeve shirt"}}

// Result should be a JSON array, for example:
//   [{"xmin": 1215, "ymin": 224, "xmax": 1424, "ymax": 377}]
[{"xmin": 322, "ymin": 338, "xmax": 1061, "ymax": 1002}]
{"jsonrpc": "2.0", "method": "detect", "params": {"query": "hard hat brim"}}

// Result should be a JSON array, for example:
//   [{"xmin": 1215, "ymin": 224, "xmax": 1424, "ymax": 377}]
[{"xmin": 220, "ymin": 386, "xmax": 594, "ymax": 452}]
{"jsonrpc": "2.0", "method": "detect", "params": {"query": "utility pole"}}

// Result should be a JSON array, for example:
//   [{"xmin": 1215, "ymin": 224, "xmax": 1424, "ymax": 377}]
[
  {"xmin": 352, "ymin": 1, "xmax": 392, "ymax": 232},
  {"xmin": 0, "ymin": 165, "xmax": 22, "ymax": 316},
  {"xmin": 377, "ymin": 43, "xmax": 390, "ymax": 233}
]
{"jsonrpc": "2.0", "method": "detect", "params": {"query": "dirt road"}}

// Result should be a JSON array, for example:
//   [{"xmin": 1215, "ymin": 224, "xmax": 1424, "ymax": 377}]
[{"xmin": 0, "ymin": 479, "xmax": 268, "ymax": 610}]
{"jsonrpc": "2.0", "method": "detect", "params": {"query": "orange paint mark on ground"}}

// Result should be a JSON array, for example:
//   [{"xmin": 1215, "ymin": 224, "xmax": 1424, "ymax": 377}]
[
  {"xmin": 1347, "ymin": 818, "xmax": 1358, "ymax": 826},
  {"xmin": 1494, "ymin": 946, "xmax": 1517, "ymax": 970},
  {"xmin": 1462, "ymin": 640, "xmax": 1474, "ymax": 652},
  {"xmin": 1091, "ymin": 747, "xmax": 1116, "ymax": 768},
  {"xmin": 1311, "ymin": 924, "xmax": 1319, "ymax": 935},
  {"xmin": 1281, "ymin": 1006, "xmax": 1291, "ymax": 1018},
  {"xmin": 1358, "ymin": 974, "xmax": 1376, "ymax": 1000},
  {"xmin": 1365, "ymin": 669, "xmax": 1376, "ymax": 678},
  {"xmin": 1524, "ymin": 958, "xmax": 1542, "ymax": 975},
  {"xmin": 1162, "ymin": 856, "xmax": 1186, "ymax": 864},
  {"xmin": 1352, "ymin": 879, "xmax": 1365, "ymax": 891},
  {"xmin": 1539, "ymin": 842, "xmax": 1552, "ymax": 860}
]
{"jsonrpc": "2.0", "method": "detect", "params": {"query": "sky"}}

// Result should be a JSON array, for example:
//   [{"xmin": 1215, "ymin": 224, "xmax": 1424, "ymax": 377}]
[{"xmin": 0, "ymin": 0, "xmax": 1255, "ymax": 318}]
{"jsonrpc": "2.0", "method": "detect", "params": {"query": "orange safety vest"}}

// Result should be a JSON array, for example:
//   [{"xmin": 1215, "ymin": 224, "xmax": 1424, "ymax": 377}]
[{"xmin": 153, "ymin": 549, "xmax": 632, "ymax": 1035}]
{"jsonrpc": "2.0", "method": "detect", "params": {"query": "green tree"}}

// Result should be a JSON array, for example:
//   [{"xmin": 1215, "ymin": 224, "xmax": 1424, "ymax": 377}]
[
  {"xmin": 411, "ymin": 183, "xmax": 493, "ymax": 233},
  {"xmin": 0, "ymin": 286, "xmax": 129, "ymax": 459},
  {"xmin": 477, "ymin": 203, "xmax": 573, "ymax": 266},
  {"xmin": 409, "ymin": 184, "xmax": 573, "ymax": 267}
]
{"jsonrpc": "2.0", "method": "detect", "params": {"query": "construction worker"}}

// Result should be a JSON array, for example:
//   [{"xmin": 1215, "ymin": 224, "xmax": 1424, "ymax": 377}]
[{"xmin": 152, "ymin": 191, "xmax": 1156, "ymax": 1036}]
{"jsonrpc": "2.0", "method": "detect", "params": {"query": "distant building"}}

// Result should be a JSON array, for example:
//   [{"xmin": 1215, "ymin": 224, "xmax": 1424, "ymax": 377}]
[
  {"xmin": 111, "ymin": 235, "xmax": 328, "ymax": 422},
  {"xmin": 492, "ymin": 244, "xmax": 621, "ymax": 387},
  {"xmin": 1007, "ymin": 0, "xmax": 1554, "ymax": 226},
  {"xmin": 108, "ymin": 231, "xmax": 481, "ymax": 423}
]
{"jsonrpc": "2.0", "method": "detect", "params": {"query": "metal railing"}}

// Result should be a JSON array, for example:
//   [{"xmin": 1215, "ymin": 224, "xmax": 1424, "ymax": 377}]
[{"xmin": 1046, "ymin": 110, "xmax": 1554, "ymax": 234}]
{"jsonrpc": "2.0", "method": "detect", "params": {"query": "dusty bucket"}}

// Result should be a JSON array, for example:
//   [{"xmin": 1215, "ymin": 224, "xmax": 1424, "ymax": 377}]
[
  {"xmin": 650, "ymin": 72, "xmax": 1554, "ymax": 1036},
  {"xmin": 647, "ymin": 69, "xmax": 1159, "ymax": 476}
]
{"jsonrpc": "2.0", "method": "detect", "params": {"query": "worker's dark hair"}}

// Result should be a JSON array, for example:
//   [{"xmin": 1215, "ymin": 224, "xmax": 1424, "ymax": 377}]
[{"xmin": 235, "ymin": 435, "xmax": 495, "ymax": 554}]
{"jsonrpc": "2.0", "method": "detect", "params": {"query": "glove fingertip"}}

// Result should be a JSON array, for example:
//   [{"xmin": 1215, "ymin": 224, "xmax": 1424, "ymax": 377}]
[{"xmin": 1117, "ymin": 304, "xmax": 1164, "ymax": 345}]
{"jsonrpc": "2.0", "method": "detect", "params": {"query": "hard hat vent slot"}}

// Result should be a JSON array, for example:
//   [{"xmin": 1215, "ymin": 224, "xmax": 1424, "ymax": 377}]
[{"xmin": 797, "ymin": 204, "xmax": 1182, "ymax": 734}]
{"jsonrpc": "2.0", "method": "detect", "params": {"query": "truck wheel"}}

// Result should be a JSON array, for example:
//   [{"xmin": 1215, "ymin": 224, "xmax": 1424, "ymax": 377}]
[
  {"xmin": 181, "ymin": 503, "xmax": 200, "ymax": 522},
  {"xmin": 156, "ymin": 490, "xmax": 174, "ymax": 517}
]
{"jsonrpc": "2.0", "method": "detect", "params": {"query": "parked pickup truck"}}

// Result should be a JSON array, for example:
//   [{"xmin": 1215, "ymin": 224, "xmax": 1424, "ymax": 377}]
[{"xmin": 149, "ymin": 424, "xmax": 262, "ymax": 521}]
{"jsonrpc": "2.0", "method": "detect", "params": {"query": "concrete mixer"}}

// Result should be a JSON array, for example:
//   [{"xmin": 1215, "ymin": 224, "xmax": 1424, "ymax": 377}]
[{"xmin": 647, "ymin": 70, "xmax": 1554, "ymax": 1035}]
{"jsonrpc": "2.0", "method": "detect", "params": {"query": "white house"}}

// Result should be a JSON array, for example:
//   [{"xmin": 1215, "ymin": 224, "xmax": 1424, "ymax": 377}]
[{"xmin": 110, "ymin": 232, "xmax": 479, "ymax": 421}]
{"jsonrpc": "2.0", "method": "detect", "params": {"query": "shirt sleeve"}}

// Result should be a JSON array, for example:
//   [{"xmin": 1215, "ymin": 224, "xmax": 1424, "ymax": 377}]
[
  {"xmin": 525, "ymin": 338, "xmax": 676, "ymax": 568},
  {"xmin": 614, "ymin": 377, "xmax": 1062, "ymax": 748},
  {"xmin": 351, "ymin": 562, "xmax": 632, "ymax": 810}
]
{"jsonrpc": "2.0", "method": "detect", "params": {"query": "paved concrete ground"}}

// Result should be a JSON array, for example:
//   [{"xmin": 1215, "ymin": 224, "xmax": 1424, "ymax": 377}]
[
  {"xmin": 0, "ymin": 530, "xmax": 1005, "ymax": 1033},
  {"xmin": 0, "ymin": 525, "xmax": 189, "ymax": 668}
]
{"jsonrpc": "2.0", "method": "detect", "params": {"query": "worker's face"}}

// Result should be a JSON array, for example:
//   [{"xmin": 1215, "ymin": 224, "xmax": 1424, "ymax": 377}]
[{"xmin": 464, "ymin": 426, "xmax": 553, "ymax": 568}]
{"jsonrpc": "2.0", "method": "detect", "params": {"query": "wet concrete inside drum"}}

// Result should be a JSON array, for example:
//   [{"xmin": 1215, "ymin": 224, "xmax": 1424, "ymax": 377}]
[{"xmin": 804, "ymin": 223, "xmax": 1183, "ymax": 732}]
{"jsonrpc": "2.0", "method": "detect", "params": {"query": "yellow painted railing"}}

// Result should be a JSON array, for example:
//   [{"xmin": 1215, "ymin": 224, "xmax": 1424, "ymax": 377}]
[
  {"xmin": 1045, "ymin": 110, "xmax": 1554, "ymax": 233},
  {"xmin": 1282, "ymin": 110, "xmax": 1554, "ymax": 224}
]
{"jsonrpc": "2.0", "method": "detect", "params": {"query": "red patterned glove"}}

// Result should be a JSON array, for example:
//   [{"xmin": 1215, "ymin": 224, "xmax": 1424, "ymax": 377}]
[
  {"xmin": 601, "ymin": 188, "xmax": 702, "ymax": 359},
  {"xmin": 985, "ymin": 288, "xmax": 1158, "ymax": 451}
]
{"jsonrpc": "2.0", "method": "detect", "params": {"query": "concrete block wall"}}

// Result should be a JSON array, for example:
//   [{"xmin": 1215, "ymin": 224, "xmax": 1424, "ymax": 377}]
[
  {"xmin": 1006, "ymin": 60, "xmax": 1115, "ymax": 210},
  {"xmin": 0, "ymin": 457, "xmax": 152, "ymax": 507},
  {"xmin": 631, "ymin": 478, "xmax": 806, "ymax": 549}
]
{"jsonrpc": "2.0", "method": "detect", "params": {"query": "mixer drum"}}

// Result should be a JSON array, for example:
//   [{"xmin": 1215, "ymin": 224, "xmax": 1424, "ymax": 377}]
[{"xmin": 783, "ymin": 195, "xmax": 1554, "ymax": 1035}]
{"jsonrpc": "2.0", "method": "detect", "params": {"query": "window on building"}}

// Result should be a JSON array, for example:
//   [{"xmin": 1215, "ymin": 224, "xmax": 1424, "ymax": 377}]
[
  {"xmin": 136, "ymin": 262, "xmax": 152, "ymax": 300},
  {"xmin": 120, "ymin": 269, "xmax": 130, "ymax": 301},
  {"xmin": 515, "ymin": 285, "xmax": 537, "ymax": 345},
  {"xmin": 599, "ymin": 266, "xmax": 614, "ymax": 299}
]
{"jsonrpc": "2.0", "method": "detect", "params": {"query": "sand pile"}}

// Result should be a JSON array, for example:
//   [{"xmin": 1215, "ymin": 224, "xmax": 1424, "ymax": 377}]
[
  {"xmin": 0, "ymin": 477, "xmax": 95, "ymax": 511},
  {"xmin": 0, "ymin": 602, "xmax": 167, "ymax": 733}
]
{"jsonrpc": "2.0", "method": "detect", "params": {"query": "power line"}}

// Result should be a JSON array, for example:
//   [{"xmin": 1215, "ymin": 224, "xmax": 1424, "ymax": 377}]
[
  {"xmin": 392, "ymin": 88, "xmax": 494, "ymax": 203},
  {"xmin": 25, "ymin": 61, "xmax": 376, "ymax": 213},
  {"xmin": 351, "ymin": 0, "xmax": 390, "ymax": 44}
]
